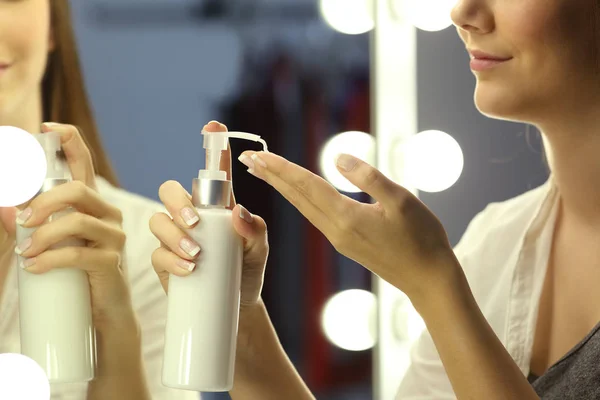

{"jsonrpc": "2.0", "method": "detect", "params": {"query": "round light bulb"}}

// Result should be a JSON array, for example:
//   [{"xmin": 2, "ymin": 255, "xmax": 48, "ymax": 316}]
[
  {"xmin": 390, "ymin": 0, "xmax": 456, "ymax": 32},
  {"xmin": 321, "ymin": 289, "xmax": 377, "ymax": 351},
  {"xmin": 319, "ymin": 0, "xmax": 374, "ymax": 35},
  {"xmin": 0, "ymin": 126, "xmax": 47, "ymax": 207},
  {"xmin": 0, "ymin": 353, "xmax": 50, "ymax": 400},
  {"xmin": 400, "ymin": 130, "xmax": 463, "ymax": 193},
  {"xmin": 320, "ymin": 131, "xmax": 376, "ymax": 193}
]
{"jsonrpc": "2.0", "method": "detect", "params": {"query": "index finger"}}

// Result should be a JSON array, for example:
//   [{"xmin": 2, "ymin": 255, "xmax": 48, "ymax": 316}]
[
  {"xmin": 40, "ymin": 122, "xmax": 96, "ymax": 189},
  {"xmin": 202, "ymin": 121, "xmax": 236, "ymax": 209},
  {"xmin": 239, "ymin": 150, "xmax": 348, "ymax": 235}
]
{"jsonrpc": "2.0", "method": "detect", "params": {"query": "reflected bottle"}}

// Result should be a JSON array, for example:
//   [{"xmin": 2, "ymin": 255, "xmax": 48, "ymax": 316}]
[{"xmin": 15, "ymin": 132, "xmax": 96, "ymax": 383}]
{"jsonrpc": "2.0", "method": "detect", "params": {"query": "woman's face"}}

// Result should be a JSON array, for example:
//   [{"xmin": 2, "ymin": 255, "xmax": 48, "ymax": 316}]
[
  {"xmin": 0, "ymin": 0, "xmax": 52, "ymax": 120},
  {"xmin": 451, "ymin": 0, "xmax": 600, "ymax": 124}
]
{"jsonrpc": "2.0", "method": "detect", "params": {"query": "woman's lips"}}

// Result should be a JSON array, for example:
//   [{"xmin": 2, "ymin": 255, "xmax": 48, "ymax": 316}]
[{"xmin": 0, "ymin": 62, "xmax": 11, "ymax": 76}]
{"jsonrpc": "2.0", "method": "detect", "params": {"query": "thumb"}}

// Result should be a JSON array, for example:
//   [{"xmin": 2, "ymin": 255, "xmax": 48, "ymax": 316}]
[
  {"xmin": 335, "ymin": 153, "xmax": 405, "ymax": 207},
  {"xmin": 232, "ymin": 204, "xmax": 269, "ymax": 263},
  {"xmin": 232, "ymin": 204, "xmax": 269, "ymax": 306},
  {"xmin": 0, "ymin": 207, "xmax": 18, "ymax": 237}
]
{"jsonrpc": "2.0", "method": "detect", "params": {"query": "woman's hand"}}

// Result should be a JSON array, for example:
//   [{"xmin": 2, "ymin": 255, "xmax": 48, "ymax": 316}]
[
  {"xmin": 149, "ymin": 121, "xmax": 269, "ymax": 308},
  {"xmin": 9, "ymin": 123, "xmax": 133, "ymax": 330},
  {"xmin": 237, "ymin": 149, "xmax": 460, "ymax": 302}
]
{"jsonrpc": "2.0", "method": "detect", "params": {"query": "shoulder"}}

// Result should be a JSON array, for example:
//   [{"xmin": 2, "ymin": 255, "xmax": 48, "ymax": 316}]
[{"xmin": 456, "ymin": 179, "xmax": 552, "ymax": 253}]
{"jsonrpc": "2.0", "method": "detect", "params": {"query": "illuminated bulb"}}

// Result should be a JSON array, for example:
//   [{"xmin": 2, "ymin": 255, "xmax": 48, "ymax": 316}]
[
  {"xmin": 0, "ymin": 353, "xmax": 50, "ymax": 400},
  {"xmin": 321, "ymin": 289, "xmax": 377, "ymax": 351},
  {"xmin": 0, "ymin": 126, "xmax": 47, "ymax": 207},
  {"xmin": 319, "ymin": 0, "xmax": 374, "ymax": 35},
  {"xmin": 400, "ymin": 130, "xmax": 463, "ymax": 193},
  {"xmin": 390, "ymin": 0, "xmax": 456, "ymax": 32},
  {"xmin": 320, "ymin": 131, "xmax": 376, "ymax": 193}
]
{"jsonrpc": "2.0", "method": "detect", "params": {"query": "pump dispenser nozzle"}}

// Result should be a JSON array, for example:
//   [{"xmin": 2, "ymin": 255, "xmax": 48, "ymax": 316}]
[{"xmin": 193, "ymin": 130, "xmax": 268, "ymax": 208}]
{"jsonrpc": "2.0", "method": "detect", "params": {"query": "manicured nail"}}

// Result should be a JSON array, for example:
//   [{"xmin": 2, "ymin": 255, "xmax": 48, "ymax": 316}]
[
  {"xmin": 239, "ymin": 205, "xmax": 253, "ymax": 224},
  {"xmin": 247, "ymin": 168, "xmax": 258, "ymax": 177},
  {"xmin": 180, "ymin": 238, "xmax": 201, "ymax": 257},
  {"xmin": 20, "ymin": 258, "xmax": 36, "ymax": 269},
  {"xmin": 335, "ymin": 154, "xmax": 358, "ymax": 171},
  {"xmin": 180, "ymin": 207, "xmax": 199, "ymax": 226},
  {"xmin": 251, "ymin": 153, "xmax": 267, "ymax": 168},
  {"xmin": 176, "ymin": 259, "xmax": 196, "ymax": 272},
  {"xmin": 16, "ymin": 208, "xmax": 32, "ymax": 225},
  {"xmin": 15, "ymin": 237, "xmax": 32, "ymax": 255},
  {"xmin": 238, "ymin": 154, "xmax": 255, "ymax": 170}
]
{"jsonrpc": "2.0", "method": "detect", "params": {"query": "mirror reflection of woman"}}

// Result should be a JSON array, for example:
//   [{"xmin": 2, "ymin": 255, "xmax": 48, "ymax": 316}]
[
  {"xmin": 154, "ymin": 0, "xmax": 600, "ymax": 398},
  {"xmin": 0, "ymin": 2, "xmax": 196, "ymax": 399}
]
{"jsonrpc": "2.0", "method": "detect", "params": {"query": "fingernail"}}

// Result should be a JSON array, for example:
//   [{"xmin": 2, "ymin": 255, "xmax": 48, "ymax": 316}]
[
  {"xmin": 16, "ymin": 208, "xmax": 32, "ymax": 225},
  {"xmin": 15, "ymin": 237, "xmax": 32, "ymax": 255},
  {"xmin": 176, "ymin": 259, "xmax": 196, "ymax": 272},
  {"xmin": 239, "ymin": 205, "xmax": 253, "ymax": 224},
  {"xmin": 238, "ymin": 154, "xmax": 255, "ymax": 170},
  {"xmin": 20, "ymin": 258, "xmax": 36, "ymax": 269},
  {"xmin": 180, "ymin": 207, "xmax": 199, "ymax": 226},
  {"xmin": 335, "ymin": 154, "xmax": 358, "ymax": 172},
  {"xmin": 180, "ymin": 238, "xmax": 201, "ymax": 257},
  {"xmin": 251, "ymin": 153, "xmax": 267, "ymax": 168},
  {"xmin": 247, "ymin": 168, "xmax": 258, "ymax": 177}
]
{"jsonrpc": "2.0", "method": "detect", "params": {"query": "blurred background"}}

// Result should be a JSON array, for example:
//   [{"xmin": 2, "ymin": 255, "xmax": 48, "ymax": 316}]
[{"xmin": 69, "ymin": 0, "xmax": 549, "ymax": 399}]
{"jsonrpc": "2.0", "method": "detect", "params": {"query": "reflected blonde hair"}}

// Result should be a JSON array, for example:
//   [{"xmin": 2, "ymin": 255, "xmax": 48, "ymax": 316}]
[{"xmin": 43, "ymin": 0, "xmax": 119, "ymax": 187}]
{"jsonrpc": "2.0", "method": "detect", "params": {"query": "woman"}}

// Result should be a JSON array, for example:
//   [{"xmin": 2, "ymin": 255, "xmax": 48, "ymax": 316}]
[
  {"xmin": 0, "ymin": 1, "xmax": 196, "ymax": 399},
  {"xmin": 151, "ymin": 0, "xmax": 600, "ymax": 398}
]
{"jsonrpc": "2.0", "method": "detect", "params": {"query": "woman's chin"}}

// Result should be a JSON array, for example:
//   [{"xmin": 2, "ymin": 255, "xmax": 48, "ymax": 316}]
[{"xmin": 474, "ymin": 88, "xmax": 531, "ymax": 122}]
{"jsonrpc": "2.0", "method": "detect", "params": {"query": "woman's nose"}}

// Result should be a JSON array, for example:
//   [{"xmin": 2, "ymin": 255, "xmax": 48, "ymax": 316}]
[{"xmin": 450, "ymin": 0, "xmax": 493, "ymax": 34}]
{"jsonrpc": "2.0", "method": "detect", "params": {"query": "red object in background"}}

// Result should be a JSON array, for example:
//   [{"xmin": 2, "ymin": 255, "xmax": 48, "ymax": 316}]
[
  {"xmin": 303, "ymin": 82, "xmax": 332, "ymax": 390},
  {"xmin": 303, "ymin": 75, "xmax": 373, "ymax": 392}
]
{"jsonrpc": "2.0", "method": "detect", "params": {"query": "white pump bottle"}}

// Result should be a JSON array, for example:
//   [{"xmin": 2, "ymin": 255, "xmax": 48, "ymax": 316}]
[
  {"xmin": 162, "ymin": 130, "xmax": 268, "ymax": 392},
  {"xmin": 16, "ymin": 132, "xmax": 96, "ymax": 383}
]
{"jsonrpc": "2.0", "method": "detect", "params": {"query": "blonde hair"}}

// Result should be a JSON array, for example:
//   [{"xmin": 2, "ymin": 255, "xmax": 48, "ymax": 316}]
[{"xmin": 43, "ymin": 0, "xmax": 119, "ymax": 187}]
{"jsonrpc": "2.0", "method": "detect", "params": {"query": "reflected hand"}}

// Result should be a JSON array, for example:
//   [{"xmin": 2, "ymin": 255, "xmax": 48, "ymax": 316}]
[
  {"xmin": 10, "ymin": 123, "xmax": 134, "ymax": 330},
  {"xmin": 238, "ymin": 150, "xmax": 459, "ymax": 300},
  {"xmin": 150, "ymin": 121, "xmax": 269, "ymax": 308}
]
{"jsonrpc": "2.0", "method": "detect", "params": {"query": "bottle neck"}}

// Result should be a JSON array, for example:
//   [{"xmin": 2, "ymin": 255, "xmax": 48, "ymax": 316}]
[{"xmin": 192, "ymin": 178, "xmax": 232, "ymax": 208}]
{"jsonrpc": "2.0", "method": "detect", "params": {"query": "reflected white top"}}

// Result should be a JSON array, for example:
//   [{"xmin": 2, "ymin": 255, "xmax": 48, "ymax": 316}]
[
  {"xmin": 396, "ymin": 175, "xmax": 560, "ymax": 399},
  {"xmin": 0, "ymin": 177, "xmax": 199, "ymax": 400}
]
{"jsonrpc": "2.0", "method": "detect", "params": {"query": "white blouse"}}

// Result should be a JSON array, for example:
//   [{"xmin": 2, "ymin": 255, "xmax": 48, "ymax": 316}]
[
  {"xmin": 0, "ymin": 177, "xmax": 199, "ymax": 400},
  {"xmin": 396, "ymin": 175, "xmax": 559, "ymax": 399}
]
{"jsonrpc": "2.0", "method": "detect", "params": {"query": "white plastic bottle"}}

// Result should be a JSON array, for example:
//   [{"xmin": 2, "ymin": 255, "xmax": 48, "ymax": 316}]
[
  {"xmin": 162, "ymin": 130, "xmax": 268, "ymax": 392},
  {"xmin": 15, "ymin": 132, "xmax": 96, "ymax": 383}
]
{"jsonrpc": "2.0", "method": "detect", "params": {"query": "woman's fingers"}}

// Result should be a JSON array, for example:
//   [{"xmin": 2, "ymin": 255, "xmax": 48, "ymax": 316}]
[
  {"xmin": 19, "ymin": 246, "xmax": 121, "ymax": 275},
  {"xmin": 149, "ymin": 212, "xmax": 201, "ymax": 261},
  {"xmin": 151, "ymin": 246, "xmax": 196, "ymax": 294},
  {"xmin": 232, "ymin": 204, "xmax": 268, "ymax": 260},
  {"xmin": 238, "ymin": 150, "xmax": 339, "ymax": 238},
  {"xmin": 157, "ymin": 180, "xmax": 200, "ymax": 230},
  {"xmin": 151, "ymin": 246, "xmax": 196, "ymax": 276},
  {"xmin": 334, "ymin": 154, "xmax": 410, "ymax": 210},
  {"xmin": 202, "ymin": 121, "xmax": 236, "ymax": 208},
  {"xmin": 40, "ymin": 123, "xmax": 96, "ymax": 189},
  {"xmin": 16, "ymin": 180, "xmax": 122, "ymax": 227},
  {"xmin": 231, "ymin": 204, "xmax": 269, "ymax": 306},
  {"xmin": 15, "ymin": 212, "xmax": 125, "ymax": 258}
]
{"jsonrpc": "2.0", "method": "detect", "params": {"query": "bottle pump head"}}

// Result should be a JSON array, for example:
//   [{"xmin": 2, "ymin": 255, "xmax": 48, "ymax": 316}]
[{"xmin": 193, "ymin": 131, "xmax": 268, "ymax": 208}]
